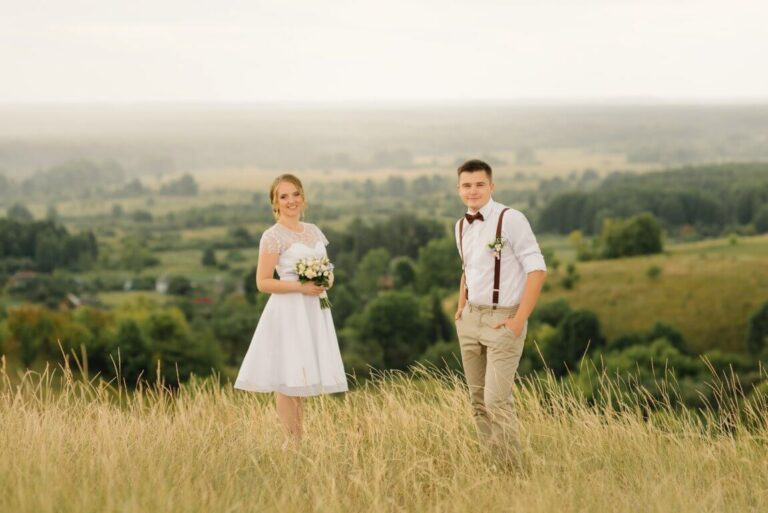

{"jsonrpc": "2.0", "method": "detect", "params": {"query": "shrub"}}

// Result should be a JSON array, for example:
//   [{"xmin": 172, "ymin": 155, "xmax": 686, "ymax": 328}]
[
  {"xmin": 543, "ymin": 309, "xmax": 605, "ymax": 376},
  {"xmin": 646, "ymin": 265, "xmax": 662, "ymax": 280},
  {"xmin": 601, "ymin": 213, "xmax": 663, "ymax": 259}
]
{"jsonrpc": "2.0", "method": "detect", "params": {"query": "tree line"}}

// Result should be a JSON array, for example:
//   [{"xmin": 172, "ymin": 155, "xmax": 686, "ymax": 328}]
[
  {"xmin": 0, "ymin": 218, "xmax": 97, "ymax": 274},
  {"xmin": 538, "ymin": 163, "xmax": 768, "ymax": 236}
]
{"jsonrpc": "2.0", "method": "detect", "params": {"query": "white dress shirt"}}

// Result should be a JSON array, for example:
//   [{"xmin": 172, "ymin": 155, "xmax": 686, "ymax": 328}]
[{"xmin": 454, "ymin": 198, "xmax": 547, "ymax": 307}]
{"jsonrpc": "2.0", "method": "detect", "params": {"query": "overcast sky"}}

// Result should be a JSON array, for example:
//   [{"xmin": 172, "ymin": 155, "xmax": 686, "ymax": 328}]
[{"xmin": 1, "ymin": 0, "xmax": 767, "ymax": 104}]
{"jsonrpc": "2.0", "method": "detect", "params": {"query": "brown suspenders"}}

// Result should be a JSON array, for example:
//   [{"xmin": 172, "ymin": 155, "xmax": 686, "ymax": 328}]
[
  {"xmin": 492, "ymin": 208, "xmax": 509, "ymax": 307},
  {"xmin": 459, "ymin": 207, "xmax": 509, "ymax": 309}
]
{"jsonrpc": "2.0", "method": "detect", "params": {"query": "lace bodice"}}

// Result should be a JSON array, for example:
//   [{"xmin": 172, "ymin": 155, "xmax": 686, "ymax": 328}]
[{"xmin": 259, "ymin": 223, "xmax": 330, "ymax": 281}]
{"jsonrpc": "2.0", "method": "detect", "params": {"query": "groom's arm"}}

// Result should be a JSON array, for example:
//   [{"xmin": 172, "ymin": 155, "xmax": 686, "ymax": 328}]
[
  {"xmin": 454, "ymin": 220, "xmax": 467, "ymax": 320},
  {"xmin": 494, "ymin": 270, "xmax": 546, "ymax": 336},
  {"xmin": 454, "ymin": 272, "xmax": 467, "ymax": 320},
  {"xmin": 493, "ymin": 211, "xmax": 548, "ymax": 335},
  {"xmin": 514, "ymin": 270, "xmax": 546, "ymax": 323}
]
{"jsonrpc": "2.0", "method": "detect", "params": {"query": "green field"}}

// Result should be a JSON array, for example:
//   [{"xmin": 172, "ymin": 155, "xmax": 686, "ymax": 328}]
[{"xmin": 538, "ymin": 234, "xmax": 768, "ymax": 353}]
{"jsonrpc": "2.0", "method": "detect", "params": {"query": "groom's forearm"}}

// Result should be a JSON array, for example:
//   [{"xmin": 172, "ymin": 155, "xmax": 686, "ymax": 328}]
[
  {"xmin": 454, "ymin": 273, "xmax": 467, "ymax": 319},
  {"xmin": 514, "ymin": 270, "xmax": 547, "ymax": 322}
]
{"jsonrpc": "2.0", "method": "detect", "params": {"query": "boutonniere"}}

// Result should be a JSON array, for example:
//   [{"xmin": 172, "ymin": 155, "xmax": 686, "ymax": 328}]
[{"xmin": 487, "ymin": 237, "xmax": 506, "ymax": 259}]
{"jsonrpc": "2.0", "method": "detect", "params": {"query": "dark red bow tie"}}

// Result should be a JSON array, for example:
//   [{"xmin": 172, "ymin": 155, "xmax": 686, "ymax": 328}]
[{"xmin": 465, "ymin": 212, "xmax": 484, "ymax": 224}]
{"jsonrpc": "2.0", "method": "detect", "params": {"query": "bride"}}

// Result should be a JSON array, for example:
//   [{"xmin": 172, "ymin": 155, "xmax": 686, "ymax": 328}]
[{"xmin": 234, "ymin": 174, "xmax": 348, "ymax": 441}]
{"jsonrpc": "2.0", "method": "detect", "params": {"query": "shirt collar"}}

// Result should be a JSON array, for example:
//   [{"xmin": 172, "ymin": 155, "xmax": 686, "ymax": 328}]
[{"xmin": 467, "ymin": 198, "xmax": 496, "ymax": 221}]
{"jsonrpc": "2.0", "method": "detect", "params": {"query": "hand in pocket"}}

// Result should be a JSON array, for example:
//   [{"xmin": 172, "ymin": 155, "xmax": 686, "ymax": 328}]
[{"xmin": 494, "ymin": 317, "xmax": 525, "ymax": 338}]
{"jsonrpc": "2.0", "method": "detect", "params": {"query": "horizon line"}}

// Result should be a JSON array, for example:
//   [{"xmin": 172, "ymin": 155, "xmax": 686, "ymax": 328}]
[{"xmin": 2, "ymin": 96, "xmax": 768, "ymax": 109}]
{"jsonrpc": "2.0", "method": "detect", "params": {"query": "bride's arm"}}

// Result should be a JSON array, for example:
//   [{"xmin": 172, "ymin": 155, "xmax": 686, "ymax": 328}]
[{"xmin": 255, "ymin": 250, "xmax": 324, "ymax": 295}]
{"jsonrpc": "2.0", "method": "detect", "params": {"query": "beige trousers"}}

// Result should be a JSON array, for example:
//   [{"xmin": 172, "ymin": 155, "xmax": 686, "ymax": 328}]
[{"xmin": 456, "ymin": 302, "xmax": 526, "ymax": 463}]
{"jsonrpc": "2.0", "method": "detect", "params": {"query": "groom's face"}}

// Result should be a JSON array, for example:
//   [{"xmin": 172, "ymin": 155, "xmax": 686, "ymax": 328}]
[{"xmin": 458, "ymin": 170, "xmax": 494, "ymax": 211}]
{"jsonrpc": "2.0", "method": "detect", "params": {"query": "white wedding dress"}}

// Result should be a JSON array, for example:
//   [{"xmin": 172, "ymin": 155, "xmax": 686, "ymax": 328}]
[{"xmin": 234, "ymin": 222, "xmax": 348, "ymax": 396}]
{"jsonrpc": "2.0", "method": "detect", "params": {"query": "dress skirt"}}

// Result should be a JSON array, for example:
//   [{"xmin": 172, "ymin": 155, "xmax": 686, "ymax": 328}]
[{"xmin": 234, "ymin": 291, "xmax": 348, "ymax": 397}]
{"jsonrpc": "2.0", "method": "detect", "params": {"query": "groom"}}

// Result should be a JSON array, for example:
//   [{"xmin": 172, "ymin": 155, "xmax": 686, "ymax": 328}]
[{"xmin": 453, "ymin": 159, "xmax": 547, "ymax": 466}]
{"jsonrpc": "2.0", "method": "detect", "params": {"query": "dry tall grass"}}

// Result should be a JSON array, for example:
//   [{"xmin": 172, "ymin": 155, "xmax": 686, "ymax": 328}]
[{"xmin": 1, "ymin": 356, "xmax": 767, "ymax": 513}]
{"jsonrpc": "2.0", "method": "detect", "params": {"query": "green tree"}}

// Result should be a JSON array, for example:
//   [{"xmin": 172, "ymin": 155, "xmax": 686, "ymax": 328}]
[
  {"xmin": 45, "ymin": 205, "xmax": 59, "ymax": 221},
  {"xmin": 7, "ymin": 203, "xmax": 34, "ymax": 222},
  {"xmin": 72, "ymin": 307, "xmax": 116, "ymax": 375},
  {"xmin": 390, "ymin": 256, "xmax": 416, "ymax": 290},
  {"xmin": 358, "ymin": 291, "xmax": 429, "ymax": 370},
  {"xmin": 754, "ymin": 204, "xmax": 768, "ymax": 234},
  {"xmin": 211, "ymin": 297, "xmax": 260, "ymax": 365},
  {"xmin": 34, "ymin": 232, "xmax": 65, "ymax": 273},
  {"xmin": 419, "ymin": 340, "xmax": 462, "ymax": 371},
  {"xmin": 353, "ymin": 248, "xmax": 391, "ymax": 300},
  {"xmin": 229, "ymin": 226, "xmax": 253, "ymax": 247},
  {"xmin": 120, "ymin": 237, "xmax": 159, "ymax": 272},
  {"xmin": 201, "ymin": 247, "xmax": 217, "ymax": 267},
  {"xmin": 415, "ymin": 237, "xmax": 462, "ymax": 293},
  {"xmin": 338, "ymin": 322, "xmax": 384, "ymax": 379},
  {"xmin": 0, "ymin": 320, "xmax": 9, "ymax": 355},
  {"xmin": 601, "ymin": 213, "xmax": 663, "ymax": 258},
  {"xmin": 424, "ymin": 292, "xmax": 454, "ymax": 343},
  {"xmin": 112, "ymin": 319, "xmax": 152, "ymax": 385},
  {"xmin": 7, "ymin": 306, "xmax": 46, "ymax": 366},
  {"xmin": 384, "ymin": 175, "xmax": 407, "ymax": 195},
  {"xmin": 328, "ymin": 284, "xmax": 359, "ymax": 329},
  {"xmin": 559, "ymin": 263, "xmax": 580, "ymax": 290},
  {"xmin": 243, "ymin": 267, "xmax": 257, "ymax": 304},
  {"xmin": 600, "ymin": 338, "xmax": 701, "ymax": 382},
  {"xmin": 532, "ymin": 298, "xmax": 572, "ymax": 327},
  {"xmin": 606, "ymin": 322, "xmax": 689, "ymax": 355},
  {"xmin": 541, "ymin": 247, "xmax": 560, "ymax": 272},
  {"xmin": 167, "ymin": 276, "xmax": 193, "ymax": 296},
  {"xmin": 544, "ymin": 309, "xmax": 605, "ymax": 376},
  {"xmin": 6, "ymin": 305, "xmax": 79, "ymax": 367},
  {"xmin": 160, "ymin": 174, "xmax": 198, "ymax": 196},
  {"xmin": 646, "ymin": 322, "xmax": 689, "ymax": 355},
  {"xmin": 131, "ymin": 210, "xmax": 153, "ymax": 223},
  {"xmin": 746, "ymin": 302, "xmax": 768, "ymax": 355},
  {"xmin": 144, "ymin": 309, "xmax": 221, "ymax": 385},
  {"xmin": 576, "ymin": 338, "xmax": 706, "ymax": 407}
]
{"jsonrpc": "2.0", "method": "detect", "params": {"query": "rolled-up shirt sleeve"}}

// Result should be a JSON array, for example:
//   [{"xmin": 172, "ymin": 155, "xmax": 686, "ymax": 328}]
[{"xmin": 505, "ymin": 211, "xmax": 547, "ymax": 273}]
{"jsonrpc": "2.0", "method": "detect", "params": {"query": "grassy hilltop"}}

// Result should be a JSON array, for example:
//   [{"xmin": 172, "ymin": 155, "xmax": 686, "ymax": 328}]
[{"xmin": 1, "ymin": 363, "xmax": 766, "ymax": 513}]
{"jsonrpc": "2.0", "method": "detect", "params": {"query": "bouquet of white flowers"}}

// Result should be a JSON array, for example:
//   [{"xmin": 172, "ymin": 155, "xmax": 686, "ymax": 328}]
[{"xmin": 295, "ymin": 256, "xmax": 334, "ymax": 309}]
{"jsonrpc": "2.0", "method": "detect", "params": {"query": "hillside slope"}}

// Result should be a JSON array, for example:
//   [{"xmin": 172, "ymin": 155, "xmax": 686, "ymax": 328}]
[{"xmin": 539, "ymin": 234, "xmax": 768, "ymax": 353}]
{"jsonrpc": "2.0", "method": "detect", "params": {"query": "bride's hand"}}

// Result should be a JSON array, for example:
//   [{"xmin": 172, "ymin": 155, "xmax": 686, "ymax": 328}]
[
  {"xmin": 299, "ymin": 282, "xmax": 326, "ymax": 296},
  {"xmin": 327, "ymin": 272, "xmax": 334, "ymax": 289}
]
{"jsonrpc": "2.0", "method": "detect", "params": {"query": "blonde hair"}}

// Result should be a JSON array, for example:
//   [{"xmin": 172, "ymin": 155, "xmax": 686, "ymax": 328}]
[{"xmin": 269, "ymin": 174, "xmax": 306, "ymax": 220}]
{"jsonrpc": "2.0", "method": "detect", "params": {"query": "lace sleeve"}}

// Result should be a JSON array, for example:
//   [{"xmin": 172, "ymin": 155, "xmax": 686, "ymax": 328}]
[
  {"xmin": 259, "ymin": 229, "xmax": 282, "ymax": 255},
  {"xmin": 315, "ymin": 225, "xmax": 330, "ymax": 246}
]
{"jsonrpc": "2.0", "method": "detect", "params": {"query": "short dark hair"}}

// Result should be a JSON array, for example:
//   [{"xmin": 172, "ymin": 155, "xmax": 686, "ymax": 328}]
[{"xmin": 457, "ymin": 159, "xmax": 492, "ymax": 179}]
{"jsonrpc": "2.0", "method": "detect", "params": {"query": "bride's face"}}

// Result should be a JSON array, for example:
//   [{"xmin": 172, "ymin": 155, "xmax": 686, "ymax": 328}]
[{"xmin": 275, "ymin": 181, "xmax": 304, "ymax": 219}]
